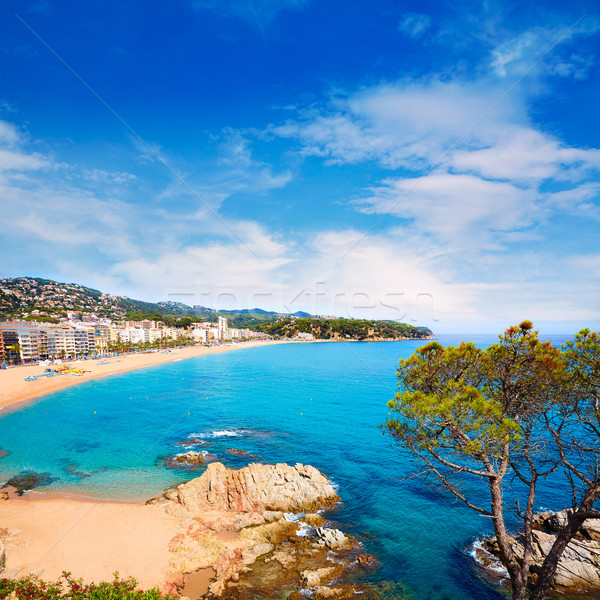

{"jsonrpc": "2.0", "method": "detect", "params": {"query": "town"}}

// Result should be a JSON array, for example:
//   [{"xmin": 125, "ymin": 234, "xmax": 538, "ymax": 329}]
[{"xmin": 0, "ymin": 315, "xmax": 270, "ymax": 365}]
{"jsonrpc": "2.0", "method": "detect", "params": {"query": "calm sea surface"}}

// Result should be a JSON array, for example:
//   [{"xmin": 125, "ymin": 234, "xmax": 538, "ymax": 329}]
[{"xmin": 0, "ymin": 333, "xmax": 593, "ymax": 599}]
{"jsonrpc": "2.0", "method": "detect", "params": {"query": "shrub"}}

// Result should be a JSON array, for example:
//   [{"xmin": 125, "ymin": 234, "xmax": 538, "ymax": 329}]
[{"xmin": 0, "ymin": 572, "xmax": 177, "ymax": 600}]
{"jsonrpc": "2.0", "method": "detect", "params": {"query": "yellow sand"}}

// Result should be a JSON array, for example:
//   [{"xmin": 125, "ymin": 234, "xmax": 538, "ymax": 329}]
[{"xmin": 0, "ymin": 498, "xmax": 182, "ymax": 591}]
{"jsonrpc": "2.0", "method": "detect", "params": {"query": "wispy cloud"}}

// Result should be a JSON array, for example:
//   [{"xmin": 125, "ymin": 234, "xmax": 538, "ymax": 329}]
[
  {"xmin": 491, "ymin": 19, "xmax": 600, "ymax": 78},
  {"xmin": 398, "ymin": 12, "xmax": 432, "ymax": 39}
]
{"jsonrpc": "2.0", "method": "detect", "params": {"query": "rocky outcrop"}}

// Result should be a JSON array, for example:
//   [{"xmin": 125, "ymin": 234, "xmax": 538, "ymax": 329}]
[
  {"xmin": 151, "ymin": 462, "xmax": 371, "ymax": 599},
  {"xmin": 483, "ymin": 509, "xmax": 600, "ymax": 591},
  {"xmin": 156, "ymin": 462, "xmax": 340, "ymax": 513},
  {"xmin": 165, "ymin": 451, "xmax": 217, "ymax": 469},
  {"xmin": 315, "ymin": 527, "xmax": 349, "ymax": 550}
]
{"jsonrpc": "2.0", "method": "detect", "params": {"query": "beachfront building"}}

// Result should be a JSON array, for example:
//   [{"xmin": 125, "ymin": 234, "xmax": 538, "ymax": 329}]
[
  {"xmin": 121, "ymin": 319, "xmax": 164, "ymax": 330},
  {"xmin": 48, "ymin": 327, "xmax": 78, "ymax": 358},
  {"xmin": 0, "ymin": 322, "xmax": 45, "ymax": 363},
  {"xmin": 192, "ymin": 328, "xmax": 209, "ymax": 344},
  {"xmin": 218, "ymin": 316, "xmax": 228, "ymax": 334},
  {"xmin": 119, "ymin": 327, "xmax": 146, "ymax": 345},
  {"xmin": 227, "ymin": 328, "xmax": 242, "ymax": 340}
]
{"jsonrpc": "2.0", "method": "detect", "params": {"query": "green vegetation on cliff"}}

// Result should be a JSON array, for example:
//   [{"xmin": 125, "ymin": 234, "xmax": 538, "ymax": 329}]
[
  {"xmin": 257, "ymin": 317, "xmax": 432, "ymax": 340},
  {"xmin": 0, "ymin": 277, "xmax": 295, "ymax": 328}
]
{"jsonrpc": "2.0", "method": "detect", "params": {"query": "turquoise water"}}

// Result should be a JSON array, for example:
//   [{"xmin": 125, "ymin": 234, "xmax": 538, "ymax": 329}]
[{"xmin": 0, "ymin": 335, "xmax": 593, "ymax": 599}]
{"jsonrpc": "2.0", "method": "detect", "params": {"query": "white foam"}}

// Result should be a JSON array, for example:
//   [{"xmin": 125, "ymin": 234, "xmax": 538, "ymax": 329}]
[
  {"xmin": 284, "ymin": 512, "xmax": 305, "ymax": 522},
  {"xmin": 296, "ymin": 522, "xmax": 311, "ymax": 537},
  {"xmin": 189, "ymin": 430, "xmax": 242, "ymax": 439},
  {"xmin": 470, "ymin": 539, "xmax": 508, "ymax": 578}
]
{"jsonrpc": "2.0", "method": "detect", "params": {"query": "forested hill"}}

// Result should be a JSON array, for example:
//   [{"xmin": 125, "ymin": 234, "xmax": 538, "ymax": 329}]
[
  {"xmin": 0, "ymin": 277, "xmax": 306, "ymax": 328},
  {"xmin": 256, "ymin": 317, "xmax": 433, "ymax": 340}
]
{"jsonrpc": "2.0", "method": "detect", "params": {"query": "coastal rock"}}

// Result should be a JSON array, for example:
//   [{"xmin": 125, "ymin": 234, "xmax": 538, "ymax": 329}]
[
  {"xmin": 313, "ymin": 586, "xmax": 352, "ymax": 600},
  {"xmin": 242, "ymin": 542, "xmax": 274, "ymax": 565},
  {"xmin": 227, "ymin": 449, "xmax": 259, "ymax": 458},
  {"xmin": 303, "ymin": 513, "xmax": 326, "ymax": 527},
  {"xmin": 166, "ymin": 451, "xmax": 217, "ymax": 469},
  {"xmin": 315, "ymin": 527, "xmax": 349, "ymax": 550},
  {"xmin": 356, "ymin": 553, "xmax": 377, "ymax": 566},
  {"xmin": 161, "ymin": 462, "xmax": 340, "ymax": 513},
  {"xmin": 238, "ymin": 520, "xmax": 298, "ymax": 545},
  {"xmin": 0, "ymin": 539, "xmax": 5, "ymax": 574},
  {"xmin": 157, "ymin": 463, "xmax": 371, "ymax": 599},
  {"xmin": 482, "ymin": 509, "xmax": 600, "ymax": 590},
  {"xmin": 301, "ymin": 567, "xmax": 336, "ymax": 587}
]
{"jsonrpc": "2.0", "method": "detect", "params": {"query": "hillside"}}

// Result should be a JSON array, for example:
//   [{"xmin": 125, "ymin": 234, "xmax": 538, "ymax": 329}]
[
  {"xmin": 0, "ymin": 277, "xmax": 433, "ymax": 339},
  {"xmin": 256, "ymin": 317, "xmax": 432, "ymax": 340},
  {"xmin": 0, "ymin": 277, "xmax": 303, "ymax": 328}
]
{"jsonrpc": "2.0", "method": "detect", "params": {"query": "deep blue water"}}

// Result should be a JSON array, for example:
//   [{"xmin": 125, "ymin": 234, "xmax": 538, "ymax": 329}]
[{"xmin": 0, "ymin": 334, "xmax": 592, "ymax": 599}]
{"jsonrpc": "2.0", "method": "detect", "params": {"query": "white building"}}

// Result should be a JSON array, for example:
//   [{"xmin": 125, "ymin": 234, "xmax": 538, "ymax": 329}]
[
  {"xmin": 218, "ymin": 316, "xmax": 228, "ymax": 334},
  {"xmin": 119, "ymin": 327, "xmax": 146, "ymax": 344},
  {"xmin": 227, "ymin": 328, "xmax": 242, "ymax": 340},
  {"xmin": 192, "ymin": 328, "xmax": 209, "ymax": 344}
]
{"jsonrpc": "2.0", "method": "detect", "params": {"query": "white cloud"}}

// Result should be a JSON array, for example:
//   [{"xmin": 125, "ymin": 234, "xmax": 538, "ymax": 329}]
[
  {"xmin": 354, "ymin": 173, "xmax": 538, "ymax": 248},
  {"xmin": 272, "ymin": 79, "xmax": 523, "ymax": 170},
  {"xmin": 398, "ymin": 13, "xmax": 432, "ymax": 39},
  {"xmin": 450, "ymin": 127, "xmax": 600, "ymax": 183},
  {"xmin": 0, "ymin": 149, "xmax": 49, "ymax": 172},
  {"xmin": 491, "ymin": 20, "xmax": 600, "ymax": 78},
  {"xmin": 0, "ymin": 121, "xmax": 21, "ymax": 145}
]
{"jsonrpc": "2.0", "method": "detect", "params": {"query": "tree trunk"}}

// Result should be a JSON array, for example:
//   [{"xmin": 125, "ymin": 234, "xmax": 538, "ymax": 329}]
[
  {"xmin": 489, "ymin": 478, "xmax": 526, "ymax": 600},
  {"xmin": 529, "ymin": 487, "xmax": 600, "ymax": 600}
]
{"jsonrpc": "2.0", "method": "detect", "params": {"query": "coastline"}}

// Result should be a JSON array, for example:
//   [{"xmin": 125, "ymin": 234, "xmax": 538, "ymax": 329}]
[{"xmin": 0, "ymin": 340, "xmax": 289, "ymax": 413}]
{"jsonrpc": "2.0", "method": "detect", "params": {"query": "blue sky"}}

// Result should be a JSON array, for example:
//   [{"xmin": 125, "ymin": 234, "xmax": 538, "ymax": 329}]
[{"xmin": 0, "ymin": 0, "xmax": 599, "ymax": 333}]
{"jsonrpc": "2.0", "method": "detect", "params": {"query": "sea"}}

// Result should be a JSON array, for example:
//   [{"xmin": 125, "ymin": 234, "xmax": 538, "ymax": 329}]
[{"xmin": 0, "ymin": 333, "xmax": 595, "ymax": 600}]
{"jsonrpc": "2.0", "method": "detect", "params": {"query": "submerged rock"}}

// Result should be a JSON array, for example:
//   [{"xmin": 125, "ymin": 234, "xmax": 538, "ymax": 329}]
[
  {"xmin": 2, "ymin": 471, "xmax": 57, "ymax": 496},
  {"xmin": 166, "ymin": 451, "xmax": 217, "ymax": 469},
  {"xmin": 0, "ymin": 449, "xmax": 11, "ymax": 459},
  {"xmin": 227, "ymin": 449, "xmax": 259, "ymax": 459}
]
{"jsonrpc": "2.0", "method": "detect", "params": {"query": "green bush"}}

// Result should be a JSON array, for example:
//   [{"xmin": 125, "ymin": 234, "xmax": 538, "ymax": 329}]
[{"xmin": 0, "ymin": 572, "xmax": 177, "ymax": 600}]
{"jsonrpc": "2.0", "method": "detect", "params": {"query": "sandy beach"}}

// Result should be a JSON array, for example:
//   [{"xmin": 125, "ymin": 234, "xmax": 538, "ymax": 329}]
[
  {"xmin": 0, "ymin": 498, "xmax": 184, "ymax": 591},
  {"xmin": 0, "ymin": 341, "xmax": 282, "ymax": 412}
]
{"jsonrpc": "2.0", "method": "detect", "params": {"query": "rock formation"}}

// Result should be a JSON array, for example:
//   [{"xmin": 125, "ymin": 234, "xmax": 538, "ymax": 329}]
[
  {"xmin": 157, "ymin": 461, "xmax": 340, "ymax": 513},
  {"xmin": 166, "ymin": 451, "xmax": 217, "ymax": 469},
  {"xmin": 148, "ymin": 462, "xmax": 371, "ymax": 598},
  {"xmin": 482, "ymin": 509, "xmax": 600, "ymax": 591}
]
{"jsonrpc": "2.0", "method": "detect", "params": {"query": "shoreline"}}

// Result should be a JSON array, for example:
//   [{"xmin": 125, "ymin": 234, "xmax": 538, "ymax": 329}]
[{"xmin": 0, "ymin": 340, "xmax": 290, "ymax": 413}]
